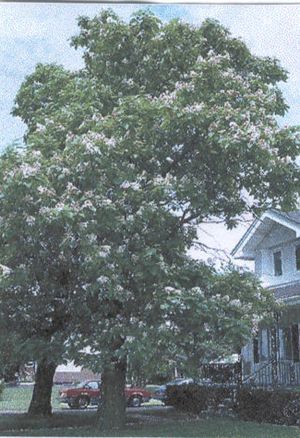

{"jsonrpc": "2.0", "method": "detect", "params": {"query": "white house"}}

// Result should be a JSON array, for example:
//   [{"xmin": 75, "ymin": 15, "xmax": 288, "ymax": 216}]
[{"xmin": 232, "ymin": 209, "xmax": 300, "ymax": 386}]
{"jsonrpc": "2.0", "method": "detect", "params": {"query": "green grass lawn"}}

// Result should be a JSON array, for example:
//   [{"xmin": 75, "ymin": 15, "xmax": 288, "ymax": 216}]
[
  {"xmin": 0, "ymin": 386, "xmax": 299, "ymax": 437},
  {"xmin": 0, "ymin": 385, "xmax": 65, "ymax": 412},
  {"xmin": 0, "ymin": 414, "xmax": 299, "ymax": 437}
]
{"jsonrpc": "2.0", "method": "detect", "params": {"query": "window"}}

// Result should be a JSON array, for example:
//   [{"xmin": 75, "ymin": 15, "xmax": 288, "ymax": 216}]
[
  {"xmin": 296, "ymin": 246, "xmax": 300, "ymax": 271},
  {"xmin": 283, "ymin": 325, "xmax": 300, "ymax": 362},
  {"xmin": 253, "ymin": 337, "xmax": 259, "ymax": 364},
  {"xmin": 283, "ymin": 327, "xmax": 292, "ymax": 360},
  {"xmin": 292, "ymin": 324, "xmax": 300, "ymax": 362},
  {"xmin": 273, "ymin": 251, "xmax": 282, "ymax": 276},
  {"xmin": 86, "ymin": 381, "xmax": 99, "ymax": 390}
]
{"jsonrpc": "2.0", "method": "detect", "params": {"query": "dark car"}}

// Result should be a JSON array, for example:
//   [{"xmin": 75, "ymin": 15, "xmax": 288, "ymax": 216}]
[
  {"xmin": 59, "ymin": 380, "xmax": 152, "ymax": 409},
  {"xmin": 153, "ymin": 378, "xmax": 194, "ymax": 402}
]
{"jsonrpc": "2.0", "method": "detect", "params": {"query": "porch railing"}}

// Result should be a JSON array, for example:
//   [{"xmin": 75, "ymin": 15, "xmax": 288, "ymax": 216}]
[{"xmin": 243, "ymin": 360, "xmax": 300, "ymax": 387}]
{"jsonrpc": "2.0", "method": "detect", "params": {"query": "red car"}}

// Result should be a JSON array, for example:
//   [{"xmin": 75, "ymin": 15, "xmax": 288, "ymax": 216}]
[{"xmin": 59, "ymin": 380, "xmax": 152, "ymax": 409}]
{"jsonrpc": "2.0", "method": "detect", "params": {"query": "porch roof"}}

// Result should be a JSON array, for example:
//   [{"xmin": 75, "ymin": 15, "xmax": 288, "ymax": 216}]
[{"xmin": 269, "ymin": 281, "xmax": 300, "ymax": 303}]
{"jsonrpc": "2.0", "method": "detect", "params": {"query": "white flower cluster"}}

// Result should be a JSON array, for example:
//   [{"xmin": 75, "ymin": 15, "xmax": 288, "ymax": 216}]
[
  {"xmin": 96, "ymin": 275, "xmax": 109, "ymax": 285},
  {"xmin": 20, "ymin": 163, "xmax": 41, "ymax": 178},
  {"xmin": 66, "ymin": 182, "xmax": 80, "ymax": 194},
  {"xmin": 87, "ymin": 234, "xmax": 97, "ymax": 243},
  {"xmin": 175, "ymin": 81, "xmax": 195, "ymax": 92},
  {"xmin": 191, "ymin": 286, "xmax": 204, "ymax": 297},
  {"xmin": 230, "ymin": 299, "xmax": 242, "ymax": 307},
  {"xmin": 55, "ymin": 202, "xmax": 66, "ymax": 212},
  {"xmin": 81, "ymin": 200, "xmax": 96, "ymax": 212},
  {"xmin": 98, "ymin": 245, "xmax": 111, "ymax": 258},
  {"xmin": 0, "ymin": 264, "xmax": 11, "ymax": 277},
  {"xmin": 183, "ymin": 103, "xmax": 204, "ymax": 114},
  {"xmin": 36, "ymin": 123, "xmax": 46, "ymax": 133},
  {"xmin": 37, "ymin": 186, "xmax": 55, "ymax": 197},
  {"xmin": 39, "ymin": 206, "xmax": 51, "ymax": 216},
  {"xmin": 25, "ymin": 216, "xmax": 35, "ymax": 226},
  {"xmin": 120, "ymin": 180, "xmax": 141, "ymax": 191},
  {"xmin": 81, "ymin": 131, "xmax": 116, "ymax": 155},
  {"xmin": 122, "ymin": 78, "xmax": 134, "ymax": 86}
]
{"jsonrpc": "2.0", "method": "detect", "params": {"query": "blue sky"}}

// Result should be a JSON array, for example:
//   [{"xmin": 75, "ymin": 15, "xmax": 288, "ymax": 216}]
[{"xmin": 1, "ymin": 3, "xmax": 300, "ymax": 258}]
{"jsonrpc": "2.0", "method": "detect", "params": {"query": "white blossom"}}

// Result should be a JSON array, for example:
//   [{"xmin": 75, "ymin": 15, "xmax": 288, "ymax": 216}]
[
  {"xmin": 120, "ymin": 180, "xmax": 140, "ymax": 191},
  {"xmin": 183, "ymin": 103, "xmax": 204, "ymax": 114},
  {"xmin": 230, "ymin": 299, "xmax": 242, "ymax": 307},
  {"xmin": 55, "ymin": 203, "xmax": 66, "ymax": 212},
  {"xmin": 20, "ymin": 163, "xmax": 40, "ymax": 178},
  {"xmin": 36, "ymin": 123, "xmax": 46, "ymax": 133},
  {"xmin": 26, "ymin": 216, "xmax": 35, "ymax": 226},
  {"xmin": 81, "ymin": 200, "xmax": 96, "ymax": 211},
  {"xmin": 98, "ymin": 245, "xmax": 111, "ymax": 258},
  {"xmin": 97, "ymin": 275, "xmax": 109, "ymax": 285},
  {"xmin": 0, "ymin": 264, "xmax": 11, "ymax": 277},
  {"xmin": 87, "ymin": 234, "xmax": 97, "ymax": 243}
]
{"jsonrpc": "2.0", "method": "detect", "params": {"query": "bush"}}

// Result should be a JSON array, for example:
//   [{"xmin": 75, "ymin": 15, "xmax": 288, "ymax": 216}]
[
  {"xmin": 236, "ymin": 387, "xmax": 300, "ymax": 425},
  {"xmin": 166, "ymin": 383, "xmax": 234, "ymax": 414}
]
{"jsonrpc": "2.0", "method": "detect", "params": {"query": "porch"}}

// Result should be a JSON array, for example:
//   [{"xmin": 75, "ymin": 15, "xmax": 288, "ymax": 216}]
[{"xmin": 242, "ymin": 306, "xmax": 300, "ymax": 387}]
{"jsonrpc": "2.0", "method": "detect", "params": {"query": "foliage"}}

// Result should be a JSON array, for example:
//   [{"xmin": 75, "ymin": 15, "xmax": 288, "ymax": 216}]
[
  {"xmin": 166, "ymin": 383, "xmax": 234, "ymax": 413},
  {"xmin": 1, "ymin": 9, "xmax": 300, "ymax": 416}
]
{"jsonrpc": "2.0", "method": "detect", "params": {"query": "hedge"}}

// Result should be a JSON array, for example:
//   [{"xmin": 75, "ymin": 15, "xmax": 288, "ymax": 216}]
[
  {"xmin": 166, "ymin": 383, "xmax": 234, "ymax": 414},
  {"xmin": 236, "ymin": 387, "xmax": 300, "ymax": 426},
  {"xmin": 166, "ymin": 383, "xmax": 300, "ymax": 426}
]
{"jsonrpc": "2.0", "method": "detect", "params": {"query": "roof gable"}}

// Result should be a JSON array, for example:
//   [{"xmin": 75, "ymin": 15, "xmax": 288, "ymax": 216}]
[{"xmin": 232, "ymin": 210, "xmax": 300, "ymax": 260}]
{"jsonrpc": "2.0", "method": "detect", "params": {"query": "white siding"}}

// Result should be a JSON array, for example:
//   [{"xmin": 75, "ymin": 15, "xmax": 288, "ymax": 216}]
[{"xmin": 254, "ymin": 224, "xmax": 300, "ymax": 287}]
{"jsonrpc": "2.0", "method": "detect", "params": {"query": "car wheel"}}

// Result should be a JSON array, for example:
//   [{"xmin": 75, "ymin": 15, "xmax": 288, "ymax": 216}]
[
  {"xmin": 76, "ymin": 396, "xmax": 89, "ymax": 409},
  {"xmin": 129, "ymin": 395, "xmax": 142, "ymax": 408}
]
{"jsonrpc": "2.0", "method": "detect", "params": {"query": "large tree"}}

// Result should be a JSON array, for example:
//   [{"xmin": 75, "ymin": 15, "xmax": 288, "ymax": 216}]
[{"xmin": 1, "ymin": 9, "xmax": 299, "ymax": 427}]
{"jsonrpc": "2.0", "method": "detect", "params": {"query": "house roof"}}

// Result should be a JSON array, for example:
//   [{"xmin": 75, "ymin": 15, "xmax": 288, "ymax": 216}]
[
  {"xmin": 275, "ymin": 211, "xmax": 300, "ymax": 225},
  {"xmin": 231, "ymin": 209, "xmax": 300, "ymax": 260}
]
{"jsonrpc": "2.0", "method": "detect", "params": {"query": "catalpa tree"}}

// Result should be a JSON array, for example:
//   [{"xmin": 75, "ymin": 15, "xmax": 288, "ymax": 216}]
[{"xmin": 1, "ymin": 9, "xmax": 299, "ymax": 427}]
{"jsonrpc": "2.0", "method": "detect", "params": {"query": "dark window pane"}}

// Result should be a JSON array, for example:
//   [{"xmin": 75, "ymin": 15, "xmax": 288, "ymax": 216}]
[
  {"xmin": 296, "ymin": 246, "xmax": 300, "ymax": 271},
  {"xmin": 283, "ymin": 327, "xmax": 292, "ymax": 360},
  {"xmin": 292, "ymin": 324, "xmax": 299, "ymax": 362},
  {"xmin": 253, "ymin": 337, "xmax": 259, "ymax": 364},
  {"xmin": 274, "ymin": 251, "xmax": 282, "ymax": 276}
]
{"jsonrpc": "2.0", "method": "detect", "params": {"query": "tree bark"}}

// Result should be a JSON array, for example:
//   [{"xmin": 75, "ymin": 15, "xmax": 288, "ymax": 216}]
[
  {"xmin": 98, "ymin": 357, "xmax": 127, "ymax": 430},
  {"xmin": 28, "ymin": 358, "xmax": 57, "ymax": 416}
]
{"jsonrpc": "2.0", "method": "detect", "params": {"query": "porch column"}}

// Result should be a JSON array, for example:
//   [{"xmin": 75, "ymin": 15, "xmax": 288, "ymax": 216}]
[{"xmin": 270, "ymin": 312, "xmax": 280, "ymax": 387}]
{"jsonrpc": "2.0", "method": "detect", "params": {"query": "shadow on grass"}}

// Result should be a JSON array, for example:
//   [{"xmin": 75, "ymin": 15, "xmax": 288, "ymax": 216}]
[{"xmin": 0, "ymin": 411, "xmax": 100, "ymax": 432}]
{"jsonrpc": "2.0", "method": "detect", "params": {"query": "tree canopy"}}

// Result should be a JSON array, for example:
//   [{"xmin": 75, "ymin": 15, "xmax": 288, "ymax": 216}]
[{"xmin": 1, "ymin": 9, "xmax": 299, "ymax": 425}]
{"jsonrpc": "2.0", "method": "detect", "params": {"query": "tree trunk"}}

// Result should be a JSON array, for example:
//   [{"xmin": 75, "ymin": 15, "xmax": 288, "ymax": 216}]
[
  {"xmin": 28, "ymin": 358, "xmax": 57, "ymax": 416},
  {"xmin": 98, "ymin": 357, "xmax": 127, "ymax": 430}
]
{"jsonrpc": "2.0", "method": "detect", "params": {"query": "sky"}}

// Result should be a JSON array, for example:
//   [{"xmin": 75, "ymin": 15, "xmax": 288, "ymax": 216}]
[{"xmin": 1, "ymin": 3, "xmax": 300, "ymax": 265}]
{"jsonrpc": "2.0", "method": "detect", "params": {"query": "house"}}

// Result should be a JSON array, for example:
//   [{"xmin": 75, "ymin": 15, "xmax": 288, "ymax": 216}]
[
  {"xmin": 54, "ymin": 362, "xmax": 101, "ymax": 385},
  {"xmin": 232, "ymin": 209, "xmax": 300, "ymax": 386}
]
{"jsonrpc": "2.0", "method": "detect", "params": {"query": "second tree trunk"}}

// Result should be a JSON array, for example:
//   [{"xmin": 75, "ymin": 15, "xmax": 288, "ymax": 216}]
[{"xmin": 98, "ymin": 357, "xmax": 127, "ymax": 430}]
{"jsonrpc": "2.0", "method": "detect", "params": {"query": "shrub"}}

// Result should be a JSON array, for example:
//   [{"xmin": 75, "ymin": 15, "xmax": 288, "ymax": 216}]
[
  {"xmin": 166, "ymin": 383, "xmax": 234, "ymax": 414},
  {"xmin": 236, "ymin": 387, "xmax": 300, "ymax": 425}
]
